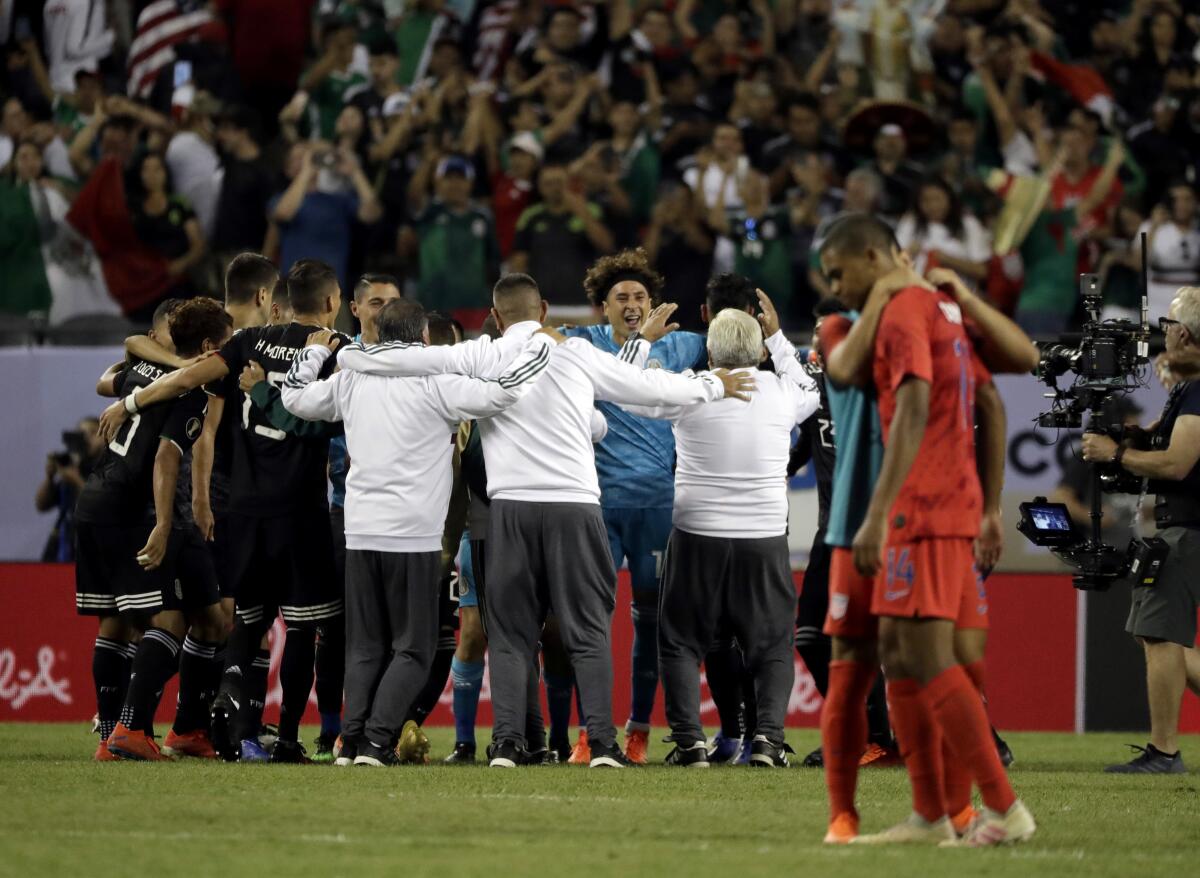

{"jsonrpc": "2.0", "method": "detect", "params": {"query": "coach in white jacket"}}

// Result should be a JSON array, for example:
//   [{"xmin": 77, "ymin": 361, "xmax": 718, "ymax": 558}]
[
  {"xmin": 334, "ymin": 273, "xmax": 755, "ymax": 768},
  {"xmin": 621, "ymin": 296, "xmax": 820, "ymax": 768},
  {"xmin": 279, "ymin": 298, "xmax": 555, "ymax": 767}
]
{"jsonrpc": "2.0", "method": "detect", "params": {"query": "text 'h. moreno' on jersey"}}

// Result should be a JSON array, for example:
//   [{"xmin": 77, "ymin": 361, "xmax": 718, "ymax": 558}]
[
  {"xmin": 873, "ymin": 286, "xmax": 987, "ymax": 541},
  {"xmin": 217, "ymin": 322, "xmax": 347, "ymax": 516},
  {"xmin": 76, "ymin": 356, "xmax": 208, "ymax": 525}
]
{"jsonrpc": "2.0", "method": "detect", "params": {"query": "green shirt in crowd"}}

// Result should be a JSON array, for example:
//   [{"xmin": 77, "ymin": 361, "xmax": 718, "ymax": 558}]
[
  {"xmin": 414, "ymin": 201, "xmax": 499, "ymax": 309},
  {"xmin": 728, "ymin": 206, "xmax": 793, "ymax": 307},
  {"xmin": 306, "ymin": 67, "xmax": 367, "ymax": 140},
  {"xmin": 1019, "ymin": 207, "xmax": 1079, "ymax": 317}
]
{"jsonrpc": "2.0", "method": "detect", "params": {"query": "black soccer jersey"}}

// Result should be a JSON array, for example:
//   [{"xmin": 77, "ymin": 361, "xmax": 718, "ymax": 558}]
[
  {"xmin": 789, "ymin": 361, "xmax": 836, "ymax": 535},
  {"xmin": 217, "ymin": 322, "xmax": 347, "ymax": 516},
  {"xmin": 76, "ymin": 358, "xmax": 208, "ymax": 525}
]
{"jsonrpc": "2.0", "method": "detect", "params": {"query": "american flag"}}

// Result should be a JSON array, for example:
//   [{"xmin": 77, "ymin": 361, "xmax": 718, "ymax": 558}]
[{"xmin": 126, "ymin": 0, "xmax": 221, "ymax": 99}]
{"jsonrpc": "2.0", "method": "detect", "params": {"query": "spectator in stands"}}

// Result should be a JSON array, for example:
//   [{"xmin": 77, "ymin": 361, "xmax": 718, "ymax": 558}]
[
  {"xmin": 1140, "ymin": 181, "xmax": 1200, "ymax": 320},
  {"xmin": 299, "ymin": 16, "xmax": 367, "ymax": 141},
  {"xmin": 868, "ymin": 123, "xmax": 923, "ymax": 223},
  {"xmin": 1128, "ymin": 95, "xmax": 1191, "ymax": 209},
  {"xmin": 212, "ymin": 105, "xmax": 275, "ymax": 259},
  {"xmin": 895, "ymin": 177, "xmax": 991, "ymax": 288},
  {"xmin": 719, "ymin": 170, "xmax": 793, "ymax": 314},
  {"xmin": 35, "ymin": 415, "xmax": 105, "ymax": 562},
  {"xmin": 165, "ymin": 92, "xmax": 223, "ymax": 239},
  {"xmin": 42, "ymin": 0, "xmax": 114, "ymax": 95},
  {"xmin": 762, "ymin": 93, "xmax": 832, "ymax": 199},
  {"xmin": 1121, "ymin": 3, "xmax": 1197, "ymax": 120},
  {"xmin": 656, "ymin": 61, "xmax": 714, "ymax": 172},
  {"xmin": 609, "ymin": 99, "xmax": 661, "ymax": 227},
  {"xmin": 1099, "ymin": 197, "xmax": 1148, "ymax": 321},
  {"xmin": 571, "ymin": 142, "xmax": 637, "ymax": 249},
  {"xmin": 510, "ymin": 163, "xmax": 614, "ymax": 308},
  {"xmin": 686, "ymin": 122, "xmax": 747, "ymax": 272},
  {"xmin": 644, "ymin": 182, "xmax": 713, "ymax": 331},
  {"xmin": 489, "ymin": 132, "xmax": 542, "ymax": 262},
  {"xmin": 129, "ymin": 151, "xmax": 206, "ymax": 309}
]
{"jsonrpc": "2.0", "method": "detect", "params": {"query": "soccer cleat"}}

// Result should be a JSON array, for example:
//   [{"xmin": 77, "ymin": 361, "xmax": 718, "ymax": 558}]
[
  {"xmin": 93, "ymin": 740, "xmax": 118, "ymax": 762},
  {"xmin": 859, "ymin": 741, "xmax": 903, "ymax": 767},
  {"xmin": 1104, "ymin": 743, "xmax": 1186, "ymax": 774},
  {"xmin": 823, "ymin": 811, "xmax": 859, "ymax": 845},
  {"xmin": 663, "ymin": 740, "xmax": 710, "ymax": 768},
  {"xmin": 106, "ymin": 724, "xmax": 166, "ymax": 762},
  {"xmin": 395, "ymin": 720, "xmax": 431, "ymax": 764},
  {"xmin": 851, "ymin": 813, "xmax": 955, "ymax": 845},
  {"xmin": 533, "ymin": 748, "xmax": 562, "ymax": 765},
  {"xmin": 208, "ymin": 695, "xmax": 239, "ymax": 762},
  {"xmin": 334, "ymin": 736, "xmax": 358, "ymax": 767},
  {"xmin": 950, "ymin": 805, "xmax": 980, "ymax": 837},
  {"xmin": 443, "ymin": 742, "xmax": 477, "ymax": 764},
  {"xmin": 589, "ymin": 741, "xmax": 632, "ymax": 768},
  {"xmin": 239, "ymin": 738, "xmax": 271, "ymax": 763},
  {"xmin": 488, "ymin": 740, "xmax": 526, "ymax": 768},
  {"xmin": 354, "ymin": 739, "xmax": 402, "ymax": 767},
  {"xmin": 312, "ymin": 733, "xmax": 337, "ymax": 764},
  {"xmin": 568, "ymin": 730, "xmax": 591, "ymax": 765},
  {"xmin": 624, "ymin": 728, "xmax": 649, "ymax": 765},
  {"xmin": 270, "ymin": 739, "xmax": 311, "ymax": 764},
  {"xmin": 748, "ymin": 735, "xmax": 791, "ymax": 768},
  {"xmin": 707, "ymin": 732, "xmax": 742, "ymax": 765},
  {"xmin": 162, "ymin": 729, "xmax": 218, "ymax": 759},
  {"xmin": 801, "ymin": 746, "xmax": 824, "ymax": 768},
  {"xmin": 550, "ymin": 739, "xmax": 572, "ymax": 763},
  {"xmin": 941, "ymin": 800, "xmax": 1036, "ymax": 848},
  {"xmin": 257, "ymin": 723, "xmax": 280, "ymax": 750},
  {"xmin": 994, "ymin": 728, "xmax": 1015, "ymax": 767}
]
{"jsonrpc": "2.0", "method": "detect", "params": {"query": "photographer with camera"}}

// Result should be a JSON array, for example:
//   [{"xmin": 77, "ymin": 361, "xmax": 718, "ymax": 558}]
[
  {"xmin": 35, "ymin": 417, "xmax": 106, "ymax": 562},
  {"xmin": 1081, "ymin": 287, "xmax": 1200, "ymax": 774}
]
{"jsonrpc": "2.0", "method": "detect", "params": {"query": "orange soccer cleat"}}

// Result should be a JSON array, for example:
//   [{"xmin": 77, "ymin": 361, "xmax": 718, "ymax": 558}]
[
  {"xmin": 823, "ymin": 811, "xmax": 860, "ymax": 845},
  {"xmin": 567, "ymin": 730, "xmax": 591, "ymax": 765},
  {"xmin": 624, "ymin": 729, "xmax": 649, "ymax": 765},
  {"xmin": 106, "ymin": 723, "xmax": 166, "ymax": 761},
  {"xmin": 162, "ymin": 729, "xmax": 218, "ymax": 759},
  {"xmin": 951, "ymin": 804, "xmax": 980, "ymax": 837},
  {"xmin": 859, "ymin": 742, "xmax": 903, "ymax": 768},
  {"xmin": 93, "ymin": 739, "xmax": 119, "ymax": 762}
]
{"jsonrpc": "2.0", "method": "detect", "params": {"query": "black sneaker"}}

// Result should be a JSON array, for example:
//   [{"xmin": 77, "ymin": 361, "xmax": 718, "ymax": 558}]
[
  {"xmin": 488, "ymin": 740, "xmax": 526, "ymax": 768},
  {"xmin": 313, "ymin": 733, "xmax": 337, "ymax": 765},
  {"xmin": 663, "ymin": 740, "xmax": 710, "ymax": 768},
  {"xmin": 589, "ymin": 741, "xmax": 632, "ymax": 768},
  {"xmin": 335, "ymin": 736, "xmax": 358, "ymax": 767},
  {"xmin": 1105, "ymin": 743, "xmax": 1186, "ymax": 774},
  {"xmin": 208, "ymin": 694, "xmax": 238, "ymax": 762},
  {"xmin": 270, "ymin": 738, "xmax": 311, "ymax": 764},
  {"xmin": 748, "ymin": 735, "xmax": 792, "ymax": 768},
  {"xmin": 801, "ymin": 746, "xmax": 824, "ymax": 768},
  {"xmin": 993, "ymin": 728, "xmax": 1015, "ymax": 768},
  {"xmin": 354, "ymin": 739, "xmax": 402, "ymax": 767},
  {"xmin": 549, "ymin": 738, "xmax": 572, "ymax": 764},
  {"xmin": 443, "ymin": 742, "xmax": 477, "ymax": 764}
]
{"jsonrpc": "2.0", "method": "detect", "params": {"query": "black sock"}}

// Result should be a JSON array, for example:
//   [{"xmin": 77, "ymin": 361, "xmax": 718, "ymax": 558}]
[
  {"xmin": 120, "ymin": 628, "xmax": 181, "ymax": 732},
  {"xmin": 93, "ymin": 637, "xmax": 133, "ymax": 740},
  {"xmin": 173, "ymin": 636, "xmax": 222, "ymax": 734},
  {"xmin": 796, "ymin": 635, "xmax": 832, "ymax": 698},
  {"xmin": 218, "ymin": 616, "xmax": 258, "ymax": 712},
  {"xmin": 704, "ymin": 643, "xmax": 746, "ymax": 738},
  {"xmin": 278, "ymin": 627, "xmax": 316, "ymax": 743},
  {"xmin": 314, "ymin": 619, "xmax": 345, "ymax": 719},
  {"xmin": 236, "ymin": 648, "xmax": 271, "ymax": 742},
  {"xmin": 407, "ymin": 630, "xmax": 455, "ymax": 725},
  {"xmin": 866, "ymin": 672, "xmax": 893, "ymax": 746}
]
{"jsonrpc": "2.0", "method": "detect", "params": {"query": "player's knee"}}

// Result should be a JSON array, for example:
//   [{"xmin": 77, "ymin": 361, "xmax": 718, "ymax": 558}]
[
  {"xmin": 97, "ymin": 615, "xmax": 131, "ymax": 641},
  {"xmin": 150, "ymin": 610, "xmax": 187, "ymax": 640},
  {"xmin": 831, "ymin": 635, "xmax": 876, "ymax": 665},
  {"xmin": 953, "ymin": 628, "xmax": 987, "ymax": 666}
]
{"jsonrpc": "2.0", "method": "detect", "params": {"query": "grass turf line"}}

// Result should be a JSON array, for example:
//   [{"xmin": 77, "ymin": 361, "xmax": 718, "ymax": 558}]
[{"xmin": 1, "ymin": 725, "xmax": 1197, "ymax": 878}]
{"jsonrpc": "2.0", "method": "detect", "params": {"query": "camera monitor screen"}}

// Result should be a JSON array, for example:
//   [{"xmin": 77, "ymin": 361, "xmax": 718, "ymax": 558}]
[
  {"xmin": 1030, "ymin": 506, "xmax": 1072, "ymax": 532},
  {"xmin": 1017, "ymin": 500, "xmax": 1079, "ymax": 547}
]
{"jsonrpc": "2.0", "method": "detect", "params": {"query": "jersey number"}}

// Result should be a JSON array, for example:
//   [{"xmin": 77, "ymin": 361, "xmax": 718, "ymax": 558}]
[
  {"xmin": 817, "ymin": 417, "xmax": 834, "ymax": 449},
  {"xmin": 242, "ymin": 371, "xmax": 288, "ymax": 441},
  {"xmin": 885, "ymin": 548, "xmax": 915, "ymax": 598},
  {"xmin": 108, "ymin": 413, "xmax": 142, "ymax": 457}
]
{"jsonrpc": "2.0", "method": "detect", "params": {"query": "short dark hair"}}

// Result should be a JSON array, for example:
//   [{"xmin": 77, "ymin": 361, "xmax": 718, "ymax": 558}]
[
  {"xmin": 813, "ymin": 297, "xmax": 847, "ymax": 318},
  {"xmin": 492, "ymin": 273, "xmax": 542, "ymax": 321},
  {"xmin": 818, "ymin": 212, "xmax": 899, "ymax": 259},
  {"xmin": 705, "ymin": 273, "xmax": 758, "ymax": 316},
  {"xmin": 217, "ymin": 105, "xmax": 261, "ymax": 141},
  {"xmin": 272, "ymin": 277, "xmax": 290, "ymax": 313},
  {"xmin": 376, "ymin": 298, "xmax": 428, "ymax": 344},
  {"xmin": 169, "ymin": 297, "xmax": 233, "ymax": 357},
  {"xmin": 785, "ymin": 93, "xmax": 820, "ymax": 115},
  {"xmin": 225, "ymin": 253, "xmax": 278, "ymax": 305},
  {"xmin": 287, "ymin": 259, "xmax": 339, "ymax": 314},
  {"xmin": 583, "ymin": 248, "xmax": 664, "ymax": 307},
  {"xmin": 426, "ymin": 311, "xmax": 459, "ymax": 346},
  {"xmin": 368, "ymin": 38, "xmax": 399, "ymax": 58},
  {"xmin": 151, "ymin": 298, "xmax": 183, "ymax": 328},
  {"xmin": 354, "ymin": 273, "xmax": 401, "ymax": 302}
]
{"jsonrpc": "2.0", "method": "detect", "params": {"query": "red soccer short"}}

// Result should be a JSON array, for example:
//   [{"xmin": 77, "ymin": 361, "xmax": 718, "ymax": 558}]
[
  {"xmin": 824, "ymin": 546, "xmax": 879, "ymax": 639},
  {"xmin": 870, "ymin": 538, "xmax": 988, "ymax": 629}
]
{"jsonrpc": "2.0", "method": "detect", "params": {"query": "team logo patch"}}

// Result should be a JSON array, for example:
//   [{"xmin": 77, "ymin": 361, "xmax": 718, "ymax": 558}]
[
  {"xmin": 830, "ymin": 593, "xmax": 849, "ymax": 620},
  {"xmin": 174, "ymin": 579, "xmax": 183, "ymax": 600},
  {"xmin": 647, "ymin": 358, "xmax": 663, "ymax": 369},
  {"xmin": 186, "ymin": 417, "xmax": 202, "ymax": 440},
  {"xmin": 472, "ymin": 218, "xmax": 487, "ymax": 238}
]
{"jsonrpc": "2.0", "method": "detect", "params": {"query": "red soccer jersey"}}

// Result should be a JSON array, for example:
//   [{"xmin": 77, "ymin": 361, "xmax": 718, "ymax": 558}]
[{"xmin": 873, "ymin": 286, "xmax": 986, "ymax": 540}]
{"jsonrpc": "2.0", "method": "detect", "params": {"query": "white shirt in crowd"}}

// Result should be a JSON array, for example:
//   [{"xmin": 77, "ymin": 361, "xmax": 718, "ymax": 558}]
[
  {"xmin": 621, "ymin": 331, "xmax": 820, "ymax": 539},
  {"xmin": 43, "ymin": 0, "xmax": 115, "ymax": 93},
  {"xmin": 166, "ymin": 131, "xmax": 223, "ymax": 238},
  {"xmin": 336, "ymin": 321, "xmax": 731, "ymax": 505},
  {"xmin": 1138, "ymin": 219, "xmax": 1200, "ymax": 319},
  {"xmin": 683, "ymin": 162, "xmax": 746, "ymax": 274},
  {"xmin": 280, "ymin": 333, "xmax": 554, "ymax": 553},
  {"xmin": 895, "ymin": 213, "xmax": 992, "ymax": 284}
]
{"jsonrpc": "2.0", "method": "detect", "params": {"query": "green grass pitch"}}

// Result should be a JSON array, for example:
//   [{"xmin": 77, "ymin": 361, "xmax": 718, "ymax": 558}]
[{"xmin": 2, "ymin": 725, "xmax": 1197, "ymax": 877}]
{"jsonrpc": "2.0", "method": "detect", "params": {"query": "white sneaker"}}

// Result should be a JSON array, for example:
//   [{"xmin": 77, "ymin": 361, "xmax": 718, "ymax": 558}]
[
  {"xmin": 940, "ymin": 800, "xmax": 1036, "ymax": 848},
  {"xmin": 851, "ymin": 813, "xmax": 956, "ymax": 845}
]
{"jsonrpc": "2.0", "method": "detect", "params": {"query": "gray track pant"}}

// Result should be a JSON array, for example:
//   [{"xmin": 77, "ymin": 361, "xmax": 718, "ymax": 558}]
[
  {"xmin": 659, "ymin": 528, "xmax": 796, "ymax": 746},
  {"xmin": 342, "ymin": 548, "xmax": 441, "ymax": 747},
  {"xmin": 487, "ymin": 500, "xmax": 617, "ymax": 750}
]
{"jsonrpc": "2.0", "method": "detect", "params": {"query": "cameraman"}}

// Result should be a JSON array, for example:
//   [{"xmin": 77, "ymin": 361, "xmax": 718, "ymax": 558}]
[
  {"xmin": 35, "ymin": 416, "xmax": 105, "ymax": 562},
  {"xmin": 1082, "ymin": 288, "xmax": 1200, "ymax": 774}
]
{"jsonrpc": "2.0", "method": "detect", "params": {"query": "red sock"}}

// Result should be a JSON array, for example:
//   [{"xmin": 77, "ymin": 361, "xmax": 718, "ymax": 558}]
[
  {"xmin": 942, "ymin": 661, "xmax": 985, "ymax": 817},
  {"xmin": 887, "ymin": 678, "xmax": 946, "ymax": 822},
  {"xmin": 821, "ymin": 660, "xmax": 875, "ymax": 819},
  {"xmin": 924, "ymin": 665, "xmax": 1016, "ymax": 814}
]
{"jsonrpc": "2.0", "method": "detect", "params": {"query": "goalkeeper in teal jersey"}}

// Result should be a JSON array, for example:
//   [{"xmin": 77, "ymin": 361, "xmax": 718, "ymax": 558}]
[{"xmin": 560, "ymin": 249, "xmax": 708, "ymax": 764}]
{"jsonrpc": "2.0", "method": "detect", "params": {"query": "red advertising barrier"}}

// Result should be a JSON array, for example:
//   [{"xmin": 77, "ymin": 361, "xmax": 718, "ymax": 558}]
[{"xmin": 0, "ymin": 563, "xmax": 1094, "ymax": 732}]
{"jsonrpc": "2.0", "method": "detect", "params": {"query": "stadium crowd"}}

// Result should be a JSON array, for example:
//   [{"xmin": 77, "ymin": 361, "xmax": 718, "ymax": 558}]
[{"xmin": 8, "ymin": 0, "xmax": 1200, "ymax": 855}]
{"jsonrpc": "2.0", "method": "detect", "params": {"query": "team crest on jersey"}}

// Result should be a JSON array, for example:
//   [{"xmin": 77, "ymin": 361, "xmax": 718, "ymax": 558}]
[
  {"xmin": 830, "ymin": 593, "xmax": 849, "ymax": 620},
  {"xmin": 186, "ymin": 417, "xmax": 202, "ymax": 440},
  {"xmin": 938, "ymin": 301, "xmax": 964, "ymax": 324},
  {"xmin": 174, "ymin": 579, "xmax": 183, "ymax": 600},
  {"xmin": 472, "ymin": 218, "xmax": 487, "ymax": 238},
  {"xmin": 647, "ymin": 359, "xmax": 663, "ymax": 369}
]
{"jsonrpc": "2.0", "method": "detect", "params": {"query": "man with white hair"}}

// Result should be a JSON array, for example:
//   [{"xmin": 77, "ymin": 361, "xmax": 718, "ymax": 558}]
[{"xmin": 619, "ymin": 296, "xmax": 821, "ymax": 768}]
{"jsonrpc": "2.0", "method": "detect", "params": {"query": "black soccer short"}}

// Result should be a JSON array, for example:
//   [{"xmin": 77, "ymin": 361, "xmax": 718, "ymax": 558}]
[
  {"xmin": 227, "ymin": 509, "xmax": 341, "ymax": 626},
  {"xmin": 795, "ymin": 537, "xmax": 832, "ymax": 649}
]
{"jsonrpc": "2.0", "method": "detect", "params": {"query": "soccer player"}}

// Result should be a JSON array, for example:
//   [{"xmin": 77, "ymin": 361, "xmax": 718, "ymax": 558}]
[
  {"xmin": 561, "ymin": 248, "xmax": 707, "ymax": 764},
  {"xmin": 78, "ymin": 299, "xmax": 233, "ymax": 760},
  {"xmin": 98, "ymin": 259, "xmax": 350, "ymax": 763}
]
